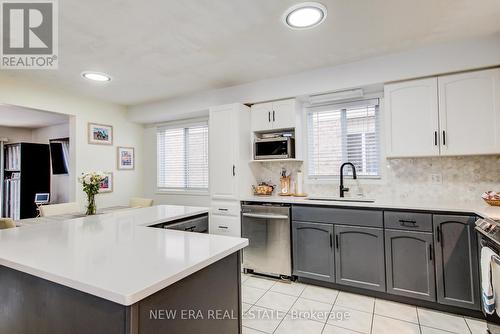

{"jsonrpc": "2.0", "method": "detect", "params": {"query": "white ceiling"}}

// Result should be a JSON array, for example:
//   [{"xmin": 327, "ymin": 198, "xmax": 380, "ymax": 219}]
[
  {"xmin": 0, "ymin": 105, "xmax": 69, "ymax": 128},
  {"xmin": 2, "ymin": 0, "xmax": 500, "ymax": 106}
]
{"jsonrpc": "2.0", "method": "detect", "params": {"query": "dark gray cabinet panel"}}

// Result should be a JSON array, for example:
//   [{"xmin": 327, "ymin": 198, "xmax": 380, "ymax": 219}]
[
  {"xmin": 334, "ymin": 225, "xmax": 385, "ymax": 291},
  {"xmin": 434, "ymin": 215, "xmax": 480, "ymax": 310},
  {"xmin": 292, "ymin": 221, "xmax": 334, "ymax": 282},
  {"xmin": 384, "ymin": 211, "xmax": 432, "ymax": 232},
  {"xmin": 292, "ymin": 206, "xmax": 383, "ymax": 227},
  {"xmin": 385, "ymin": 229, "xmax": 436, "ymax": 301}
]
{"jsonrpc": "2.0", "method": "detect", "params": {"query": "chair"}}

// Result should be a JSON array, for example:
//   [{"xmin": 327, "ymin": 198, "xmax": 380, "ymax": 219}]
[
  {"xmin": 129, "ymin": 197, "xmax": 154, "ymax": 208},
  {"xmin": 39, "ymin": 202, "xmax": 81, "ymax": 217},
  {"xmin": 0, "ymin": 218, "xmax": 16, "ymax": 229}
]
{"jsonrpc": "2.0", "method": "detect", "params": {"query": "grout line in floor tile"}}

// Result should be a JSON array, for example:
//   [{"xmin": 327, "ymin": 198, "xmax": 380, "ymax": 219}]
[
  {"xmin": 463, "ymin": 316, "xmax": 473, "ymax": 334},
  {"xmin": 271, "ymin": 287, "xmax": 300, "ymax": 334},
  {"xmin": 419, "ymin": 324, "xmax": 466, "ymax": 334},
  {"xmin": 369, "ymin": 308, "xmax": 375, "ymax": 334},
  {"xmin": 371, "ymin": 313, "xmax": 420, "ymax": 326},
  {"xmin": 320, "ymin": 291, "xmax": 338, "ymax": 334},
  {"xmin": 242, "ymin": 325, "xmax": 267, "ymax": 333}
]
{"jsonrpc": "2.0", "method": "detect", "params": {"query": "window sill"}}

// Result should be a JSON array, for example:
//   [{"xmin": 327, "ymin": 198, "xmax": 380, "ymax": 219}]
[{"xmin": 156, "ymin": 189, "xmax": 209, "ymax": 196}]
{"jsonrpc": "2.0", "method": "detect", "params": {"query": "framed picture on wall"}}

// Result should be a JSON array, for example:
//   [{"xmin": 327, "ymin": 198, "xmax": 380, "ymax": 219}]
[
  {"xmin": 99, "ymin": 172, "xmax": 113, "ymax": 193},
  {"xmin": 88, "ymin": 123, "xmax": 113, "ymax": 145},
  {"xmin": 117, "ymin": 146, "xmax": 134, "ymax": 170}
]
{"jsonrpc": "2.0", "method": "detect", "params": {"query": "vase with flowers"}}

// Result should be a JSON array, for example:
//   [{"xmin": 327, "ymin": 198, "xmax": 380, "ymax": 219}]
[{"xmin": 79, "ymin": 171, "xmax": 106, "ymax": 215}]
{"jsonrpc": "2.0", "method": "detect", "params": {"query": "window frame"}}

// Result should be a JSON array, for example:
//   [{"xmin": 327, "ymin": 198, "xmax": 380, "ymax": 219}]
[
  {"xmin": 304, "ymin": 96, "xmax": 384, "ymax": 182},
  {"xmin": 156, "ymin": 118, "xmax": 209, "ymax": 195}
]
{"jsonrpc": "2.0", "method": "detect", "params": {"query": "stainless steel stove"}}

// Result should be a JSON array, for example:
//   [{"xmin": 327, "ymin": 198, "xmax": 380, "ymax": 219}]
[{"xmin": 476, "ymin": 218, "xmax": 500, "ymax": 334}]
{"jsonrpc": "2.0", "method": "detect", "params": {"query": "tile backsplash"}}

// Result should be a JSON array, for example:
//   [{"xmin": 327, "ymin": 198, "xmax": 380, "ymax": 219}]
[{"xmin": 250, "ymin": 156, "xmax": 500, "ymax": 203}]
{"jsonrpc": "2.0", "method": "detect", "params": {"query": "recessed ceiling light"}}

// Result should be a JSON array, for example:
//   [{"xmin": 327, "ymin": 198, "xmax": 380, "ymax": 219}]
[
  {"xmin": 81, "ymin": 71, "xmax": 111, "ymax": 82},
  {"xmin": 283, "ymin": 2, "xmax": 327, "ymax": 30}
]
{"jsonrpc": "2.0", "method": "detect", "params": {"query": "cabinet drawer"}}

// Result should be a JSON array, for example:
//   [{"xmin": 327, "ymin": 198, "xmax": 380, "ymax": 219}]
[
  {"xmin": 211, "ymin": 200, "xmax": 240, "ymax": 216},
  {"xmin": 384, "ymin": 211, "xmax": 432, "ymax": 232},
  {"xmin": 209, "ymin": 214, "xmax": 241, "ymax": 237},
  {"xmin": 292, "ymin": 206, "xmax": 383, "ymax": 228}
]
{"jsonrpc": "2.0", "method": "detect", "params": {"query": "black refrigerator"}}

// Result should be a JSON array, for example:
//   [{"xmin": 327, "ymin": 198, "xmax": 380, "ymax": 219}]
[{"xmin": 2, "ymin": 143, "xmax": 50, "ymax": 219}]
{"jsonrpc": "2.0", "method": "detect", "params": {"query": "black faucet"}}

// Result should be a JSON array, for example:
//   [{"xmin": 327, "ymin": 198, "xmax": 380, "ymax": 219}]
[{"xmin": 340, "ymin": 162, "xmax": 357, "ymax": 198}]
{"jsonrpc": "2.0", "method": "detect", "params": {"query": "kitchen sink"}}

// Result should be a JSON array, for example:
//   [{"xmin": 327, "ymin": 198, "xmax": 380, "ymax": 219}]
[{"xmin": 306, "ymin": 196, "xmax": 375, "ymax": 203}]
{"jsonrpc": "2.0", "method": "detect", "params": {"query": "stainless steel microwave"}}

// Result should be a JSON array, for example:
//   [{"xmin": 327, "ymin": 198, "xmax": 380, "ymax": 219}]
[{"xmin": 254, "ymin": 136, "xmax": 295, "ymax": 160}]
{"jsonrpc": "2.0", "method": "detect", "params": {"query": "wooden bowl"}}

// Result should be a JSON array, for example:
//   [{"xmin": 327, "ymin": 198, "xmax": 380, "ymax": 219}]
[{"xmin": 483, "ymin": 198, "xmax": 500, "ymax": 207}]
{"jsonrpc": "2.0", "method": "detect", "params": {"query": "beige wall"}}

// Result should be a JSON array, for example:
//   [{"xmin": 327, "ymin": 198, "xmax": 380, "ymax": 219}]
[
  {"xmin": 0, "ymin": 75, "xmax": 144, "ymax": 209},
  {"xmin": 0, "ymin": 126, "xmax": 33, "ymax": 143},
  {"xmin": 32, "ymin": 123, "xmax": 71, "ymax": 204}
]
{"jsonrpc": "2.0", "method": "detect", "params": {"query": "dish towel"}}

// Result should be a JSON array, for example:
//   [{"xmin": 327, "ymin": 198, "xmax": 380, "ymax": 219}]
[{"xmin": 481, "ymin": 246, "xmax": 497, "ymax": 315}]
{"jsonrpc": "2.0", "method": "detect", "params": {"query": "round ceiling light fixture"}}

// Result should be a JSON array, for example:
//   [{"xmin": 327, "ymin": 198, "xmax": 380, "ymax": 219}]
[
  {"xmin": 81, "ymin": 71, "xmax": 112, "ymax": 82},
  {"xmin": 283, "ymin": 2, "xmax": 327, "ymax": 30}
]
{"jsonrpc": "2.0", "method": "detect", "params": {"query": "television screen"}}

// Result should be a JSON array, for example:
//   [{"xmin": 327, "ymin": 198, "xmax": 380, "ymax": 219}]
[{"xmin": 49, "ymin": 142, "xmax": 68, "ymax": 175}]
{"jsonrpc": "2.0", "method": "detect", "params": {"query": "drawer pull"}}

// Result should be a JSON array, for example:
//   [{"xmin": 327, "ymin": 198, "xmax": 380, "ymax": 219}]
[
  {"xmin": 399, "ymin": 219, "xmax": 418, "ymax": 227},
  {"xmin": 218, "ymin": 225, "xmax": 228, "ymax": 229},
  {"xmin": 218, "ymin": 208, "xmax": 229, "ymax": 211}
]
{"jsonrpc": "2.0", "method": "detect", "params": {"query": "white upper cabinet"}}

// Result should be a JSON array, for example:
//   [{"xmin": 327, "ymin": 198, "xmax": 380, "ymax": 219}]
[
  {"xmin": 250, "ymin": 102, "xmax": 273, "ymax": 132},
  {"xmin": 384, "ymin": 68, "xmax": 500, "ymax": 158},
  {"xmin": 272, "ymin": 99, "xmax": 296, "ymax": 130},
  {"xmin": 209, "ymin": 103, "xmax": 252, "ymax": 200},
  {"xmin": 251, "ymin": 99, "xmax": 297, "ymax": 132},
  {"xmin": 385, "ymin": 78, "xmax": 440, "ymax": 157},
  {"xmin": 209, "ymin": 105, "xmax": 237, "ymax": 199},
  {"xmin": 438, "ymin": 68, "xmax": 500, "ymax": 156}
]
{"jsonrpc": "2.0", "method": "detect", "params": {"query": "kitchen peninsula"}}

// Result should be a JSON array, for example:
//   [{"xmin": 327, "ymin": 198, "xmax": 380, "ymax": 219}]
[{"xmin": 0, "ymin": 205, "xmax": 248, "ymax": 334}]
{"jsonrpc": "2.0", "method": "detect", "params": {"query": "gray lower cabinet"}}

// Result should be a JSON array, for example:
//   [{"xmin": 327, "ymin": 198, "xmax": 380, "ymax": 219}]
[
  {"xmin": 385, "ymin": 229, "xmax": 436, "ymax": 301},
  {"xmin": 292, "ymin": 221, "xmax": 334, "ymax": 282},
  {"xmin": 334, "ymin": 225, "xmax": 385, "ymax": 292},
  {"xmin": 434, "ymin": 215, "xmax": 480, "ymax": 310}
]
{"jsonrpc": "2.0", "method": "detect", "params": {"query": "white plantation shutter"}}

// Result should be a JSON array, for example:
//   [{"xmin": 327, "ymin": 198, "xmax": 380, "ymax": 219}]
[
  {"xmin": 157, "ymin": 122, "xmax": 209, "ymax": 191},
  {"xmin": 307, "ymin": 99, "xmax": 380, "ymax": 178}
]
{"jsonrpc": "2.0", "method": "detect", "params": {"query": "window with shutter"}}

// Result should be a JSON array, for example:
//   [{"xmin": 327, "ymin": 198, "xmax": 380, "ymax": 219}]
[
  {"xmin": 157, "ymin": 122, "xmax": 209, "ymax": 191},
  {"xmin": 307, "ymin": 99, "xmax": 380, "ymax": 178}
]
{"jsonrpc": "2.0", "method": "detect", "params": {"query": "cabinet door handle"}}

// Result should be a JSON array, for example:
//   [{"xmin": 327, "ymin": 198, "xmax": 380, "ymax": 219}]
[
  {"xmin": 329, "ymin": 234, "xmax": 333, "ymax": 248},
  {"xmin": 335, "ymin": 235, "xmax": 339, "ymax": 250},
  {"xmin": 272, "ymin": 110, "xmax": 275, "ymax": 122},
  {"xmin": 442, "ymin": 130, "xmax": 446, "ymax": 146},
  {"xmin": 232, "ymin": 165, "xmax": 236, "ymax": 176},
  {"xmin": 436, "ymin": 226, "xmax": 441, "ymax": 243},
  {"xmin": 429, "ymin": 244, "xmax": 433, "ymax": 261},
  {"xmin": 268, "ymin": 111, "xmax": 271, "ymax": 122},
  {"xmin": 399, "ymin": 219, "xmax": 418, "ymax": 227},
  {"xmin": 434, "ymin": 131, "xmax": 438, "ymax": 146}
]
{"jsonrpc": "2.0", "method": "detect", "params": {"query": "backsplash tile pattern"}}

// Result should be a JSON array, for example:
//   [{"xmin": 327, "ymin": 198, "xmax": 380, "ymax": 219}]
[{"xmin": 251, "ymin": 156, "xmax": 500, "ymax": 203}]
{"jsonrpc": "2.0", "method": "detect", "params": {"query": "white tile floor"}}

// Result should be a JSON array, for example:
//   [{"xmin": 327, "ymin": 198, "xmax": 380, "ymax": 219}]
[{"xmin": 241, "ymin": 274, "xmax": 487, "ymax": 334}]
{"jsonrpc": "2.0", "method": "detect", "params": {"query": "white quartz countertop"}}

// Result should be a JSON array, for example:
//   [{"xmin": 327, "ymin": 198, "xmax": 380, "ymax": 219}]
[
  {"xmin": 0, "ymin": 205, "xmax": 248, "ymax": 306},
  {"xmin": 242, "ymin": 196, "xmax": 500, "ymax": 220}
]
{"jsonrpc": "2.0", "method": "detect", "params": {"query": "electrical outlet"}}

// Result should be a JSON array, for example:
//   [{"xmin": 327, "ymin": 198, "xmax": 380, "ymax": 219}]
[{"xmin": 430, "ymin": 173, "xmax": 443, "ymax": 185}]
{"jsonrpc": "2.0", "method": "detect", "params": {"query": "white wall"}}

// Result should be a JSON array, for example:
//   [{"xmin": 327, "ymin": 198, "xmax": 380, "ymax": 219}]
[
  {"xmin": 142, "ymin": 126, "xmax": 211, "ymax": 207},
  {"xmin": 32, "ymin": 123, "xmax": 71, "ymax": 204},
  {"xmin": 129, "ymin": 33, "xmax": 500, "ymax": 123},
  {"xmin": 0, "ymin": 126, "xmax": 33, "ymax": 143},
  {"xmin": 0, "ymin": 75, "xmax": 144, "ymax": 210}
]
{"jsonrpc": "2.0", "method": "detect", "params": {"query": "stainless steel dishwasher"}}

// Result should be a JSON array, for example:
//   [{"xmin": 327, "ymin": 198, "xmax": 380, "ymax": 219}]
[{"xmin": 241, "ymin": 203, "xmax": 291, "ymax": 278}]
